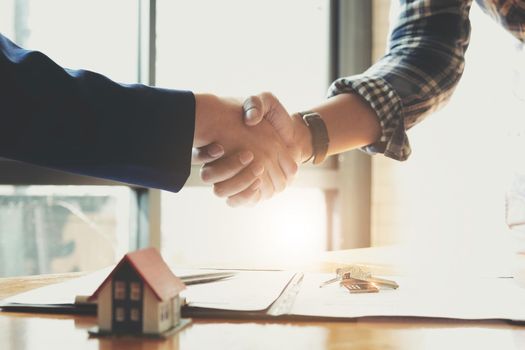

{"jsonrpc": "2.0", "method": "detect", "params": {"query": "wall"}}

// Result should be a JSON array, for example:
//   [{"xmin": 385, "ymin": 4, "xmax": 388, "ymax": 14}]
[
  {"xmin": 97, "ymin": 282, "xmax": 112, "ymax": 331},
  {"xmin": 142, "ymin": 287, "xmax": 159, "ymax": 334}
]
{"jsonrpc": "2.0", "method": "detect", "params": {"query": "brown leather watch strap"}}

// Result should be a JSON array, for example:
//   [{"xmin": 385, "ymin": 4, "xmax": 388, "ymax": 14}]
[{"xmin": 300, "ymin": 111, "xmax": 329, "ymax": 165}]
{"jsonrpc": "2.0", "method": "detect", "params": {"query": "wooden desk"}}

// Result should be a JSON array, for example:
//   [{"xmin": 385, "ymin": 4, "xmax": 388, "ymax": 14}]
[{"xmin": 2, "ymin": 272, "xmax": 525, "ymax": 350}]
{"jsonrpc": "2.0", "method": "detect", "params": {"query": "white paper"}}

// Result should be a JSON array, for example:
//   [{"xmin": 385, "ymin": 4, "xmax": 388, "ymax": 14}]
[
  {"xmin": 2, "ymin": 268, "xmax": 295, "ymax": 312},
  {"xmin": 6, "ymin": 269, "xmax": 525, "ymax": 321},
  {"xmin": 290, "ymin": 272, "xmax": 525, "ymax": 320},
  {"xmin": 182, "ymin": 271, "xmax": 295, "ymax": 311}
]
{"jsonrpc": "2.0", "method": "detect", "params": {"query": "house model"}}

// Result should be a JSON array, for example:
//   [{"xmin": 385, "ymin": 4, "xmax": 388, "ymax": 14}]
[{"xmin": 88, "ymin": 247, "xmax": 189, "ymax": 337}]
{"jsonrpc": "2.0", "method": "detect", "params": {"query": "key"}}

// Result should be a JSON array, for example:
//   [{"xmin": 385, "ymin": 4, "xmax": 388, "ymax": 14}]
[
  {"xmin": 319, "ymin": 276, "xmax": 341, "ymax": 288},
  {"xmin": 319, "ymin": 265, "xmax": 367, "ymax": 288},
  {"xmin": 338, "ymin": 266, "xmax": 399, "ymax": 290},
  {"xmin": 320, "ymin": 264, "xmax": 400, "ymax": 290},
  {"xmin": 319, "ymin": 265, "xmax": 371, "ymax": 288},
  {"xmin": 341, "ymin": 278, "xmax": 379, "ymax": 293}
]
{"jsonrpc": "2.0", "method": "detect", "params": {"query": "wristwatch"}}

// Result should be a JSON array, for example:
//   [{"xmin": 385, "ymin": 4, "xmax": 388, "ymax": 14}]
[{"xmin": 299, "ymin": 111, "xmax": 329, "ymax": 165}]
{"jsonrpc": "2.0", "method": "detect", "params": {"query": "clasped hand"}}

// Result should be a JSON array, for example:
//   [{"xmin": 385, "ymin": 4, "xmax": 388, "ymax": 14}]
[{"xmin": 193, "ymin": 93, "xmax": 311, "ymax": 206}]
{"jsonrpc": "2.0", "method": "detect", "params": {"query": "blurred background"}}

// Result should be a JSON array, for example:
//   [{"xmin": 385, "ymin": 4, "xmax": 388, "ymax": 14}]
[{"xmin": 0, "ymin": 0, "xmax": 523, "ymax": 276}]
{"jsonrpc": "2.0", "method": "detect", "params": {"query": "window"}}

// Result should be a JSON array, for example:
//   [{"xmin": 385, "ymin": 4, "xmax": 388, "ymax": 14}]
[
  {"xmin": 371, "ymin": 4, "xmax": 525, "ymax": 257},
  {"xmin": 130, "ymin": 282, "xmax": 142, "ymax": 301},
  {"xmin": 0, "ymin": 0, "xmax": 145, "ymax": 277},
  {"xmin": 157, "ymin": 0, "xmax": 332, "ymax": 267},
  {"xmin": 2, "ymin": 0, "xmax": 373, "ymax": 270},
  {"xmin": 0, "ymin": 186, "xmax": 133, "ymax": 277},
  {"xmin": 130, "ymin": 308, "xmax": 140, "ymax": 322},
  {"xmin": 115, "ymin": 307, "xmax": 125, "ymax": 322},
  {"xmin": 0, "ymin": 0, "xmax": 138, "ymax": 82},
  {"xmin": 159, "ymin": 303, "xmax": 169, "ymax": 321},
  {"xmin": 114, "ymin": 281, "xmax": 126, "ymax": 300}
]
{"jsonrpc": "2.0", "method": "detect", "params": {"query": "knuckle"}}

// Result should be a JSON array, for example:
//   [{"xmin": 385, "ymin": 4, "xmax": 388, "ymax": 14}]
[{"xmin": 261, "ymin": 91, "xmax": 275, "ymax": 100}]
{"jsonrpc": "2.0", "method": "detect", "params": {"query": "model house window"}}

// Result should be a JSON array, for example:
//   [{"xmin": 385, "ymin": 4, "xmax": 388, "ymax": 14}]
[
  {"xmin": 115, "ymin": 307, "xmax": 125, "ymax": 322},
  {"xmin": 165, "ymin": 306, "xmax": 170, "ymax": 321},
  {"xmin": 130, "ymin": 308, "xmax": 140, "ymax": 322},
  {"xmin": 114, "ymin": 281, "xmax": 126, "ymax": 300},
  {"xmin": 130, "ymin": 282, "xmax": 141, "ymax": 301},
  {"xmin": 159, "ymin": 303, "xmax": 169, "ymax": 321}
]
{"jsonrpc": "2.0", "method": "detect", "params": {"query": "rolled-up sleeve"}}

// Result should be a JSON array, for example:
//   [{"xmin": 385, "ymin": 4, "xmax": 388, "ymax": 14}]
[{"xmin": 328, "ymin": 0, "xmax": 473, "ymax": 161}]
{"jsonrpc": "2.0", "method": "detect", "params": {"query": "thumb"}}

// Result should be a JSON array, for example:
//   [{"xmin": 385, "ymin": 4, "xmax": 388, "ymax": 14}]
[
  {"xmin": 243, "ymin": 93, "xmax": 295, "ymax": 147},
  {"xmin": 242, "ymin": 95, "xmax": 265, "ymax": 126}
]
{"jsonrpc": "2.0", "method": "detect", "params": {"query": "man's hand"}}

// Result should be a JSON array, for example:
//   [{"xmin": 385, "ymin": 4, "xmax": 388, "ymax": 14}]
[
  {"xmin": 194, "ymin": 91, "xmax": 382, "ymax": 206},
  {"xmin": 194, "ymin": 92, "xmax": 312, "ymax": 206},
  {"xmin": 193, "ymin": 93, "xmax": 299, "ymax": 206}
]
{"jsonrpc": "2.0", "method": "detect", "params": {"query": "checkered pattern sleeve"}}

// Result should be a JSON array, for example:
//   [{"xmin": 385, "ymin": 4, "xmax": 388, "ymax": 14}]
[
  {"xmin": 328, "ymin": 0, "xmax": 473, "ymax": 161},
  {"xmin": 476, "ymin": 0, "xmax": 525, "ymax": 43}
]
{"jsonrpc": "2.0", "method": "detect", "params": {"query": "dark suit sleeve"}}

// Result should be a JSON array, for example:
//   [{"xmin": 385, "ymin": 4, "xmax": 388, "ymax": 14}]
[{"xmin": 0, "ymin": 33, "xmax": 195, "ymax": 192}]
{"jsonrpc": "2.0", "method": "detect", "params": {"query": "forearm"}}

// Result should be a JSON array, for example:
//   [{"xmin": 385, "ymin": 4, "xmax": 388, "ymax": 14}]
[
  {"xmin": 0, "ymin": 33, "xmax": 195, "ymax": 191},
  {"xmin": 329, "ymin": 0, "xmax": 472, "ymax": 160},
  {"xmin": 292, "ymin": 93, "xmax": 381, "ymax": 162}
]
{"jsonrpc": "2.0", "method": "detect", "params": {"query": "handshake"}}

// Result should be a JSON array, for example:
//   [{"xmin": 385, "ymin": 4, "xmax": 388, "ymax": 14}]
[{"xmin": 192, "ymin": 92, "xmax": 315, "ymax": 207}]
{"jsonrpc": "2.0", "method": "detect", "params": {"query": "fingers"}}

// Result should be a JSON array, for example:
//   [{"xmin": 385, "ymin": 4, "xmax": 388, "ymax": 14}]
[
  {"xmin": 192, "ymin": 143, "xmax": 224, "ymax": 165},
  {"xmin": 205, "ymin": 149, "xmax": 298, "ymax": 205},
  {"xmin": 201, "ymin": 150, "xmax": 261, "ymax": 183},
  {"xmin": 279, "ymin": 151, "xmax": 299, "ymax": 185},
  {"xmin": 266, "ymin": 161, "xmax": 287, "ymax": 195},
  {"xmin": 227, "ymin": 186, "xmax": 262, "ymax": 207},
  {"xmin": 207, "ymin": 93, "xmax": 299, "ymax": 207},
  {"xmin": 213, "ymin": 164, "xmax": 264, "ymax": 198},
  {"xmin": 209, "ymin": 154, "xmax": 297, "ymax": 206}
]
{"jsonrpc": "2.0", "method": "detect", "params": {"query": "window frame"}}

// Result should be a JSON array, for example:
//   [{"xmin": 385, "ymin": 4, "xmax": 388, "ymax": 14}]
[
  {"xmin": 154, "ymin": 0, "xmax": 374, "ymax": 250},
  {"xmin": 0, "ymin": 0, "xmax": 152, "ymax": 252},
  {"xmin": 114, "ymin": 281, "xmax": 126, "ymax": 300},
  {"xmin": 1, "ymin": 0, "xmax": 374, "ymax": 253}
]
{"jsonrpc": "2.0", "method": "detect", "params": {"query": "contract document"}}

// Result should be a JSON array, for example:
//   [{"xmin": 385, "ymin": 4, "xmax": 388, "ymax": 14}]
[
  {"xmin": 3, "ymin": 269, "xmax": 525, "ymax": 322},
  {"xmin": 288, "ymin": 273, "xmax": 525, "ymax": 321}
]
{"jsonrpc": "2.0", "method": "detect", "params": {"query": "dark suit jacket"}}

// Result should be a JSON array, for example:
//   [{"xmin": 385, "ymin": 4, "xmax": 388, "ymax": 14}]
[{"xmin": 0, "ymin": 33, "xmax": 195, "ymax": 192}]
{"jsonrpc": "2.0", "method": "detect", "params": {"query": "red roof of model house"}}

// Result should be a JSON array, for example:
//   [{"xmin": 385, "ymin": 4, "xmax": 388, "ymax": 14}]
[{"xmin": 88, "ymin": 247, "xmax": 186, "ymax": 302}]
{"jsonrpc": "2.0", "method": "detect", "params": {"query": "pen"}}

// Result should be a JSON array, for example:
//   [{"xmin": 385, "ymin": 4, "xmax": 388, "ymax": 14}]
[{"xmin": 180, "ymin": 272, "xmax": 236, "ymax": 285}]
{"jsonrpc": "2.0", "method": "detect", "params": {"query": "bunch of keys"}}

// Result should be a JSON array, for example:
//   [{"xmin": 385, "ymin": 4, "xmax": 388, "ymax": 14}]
[{"xmin": 319, "ymin": 265, "xmax": 399, "ymax": 293}]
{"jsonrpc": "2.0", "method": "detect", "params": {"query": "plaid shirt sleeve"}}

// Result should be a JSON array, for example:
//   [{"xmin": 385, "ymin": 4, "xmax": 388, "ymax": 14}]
[
  {"xmin": 328, "ymin": 0, "xmax": 473, "ymax": 161},
  {"xmin": 475, "ymin": 0, "xmax": 525, "ymax": 43}
]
